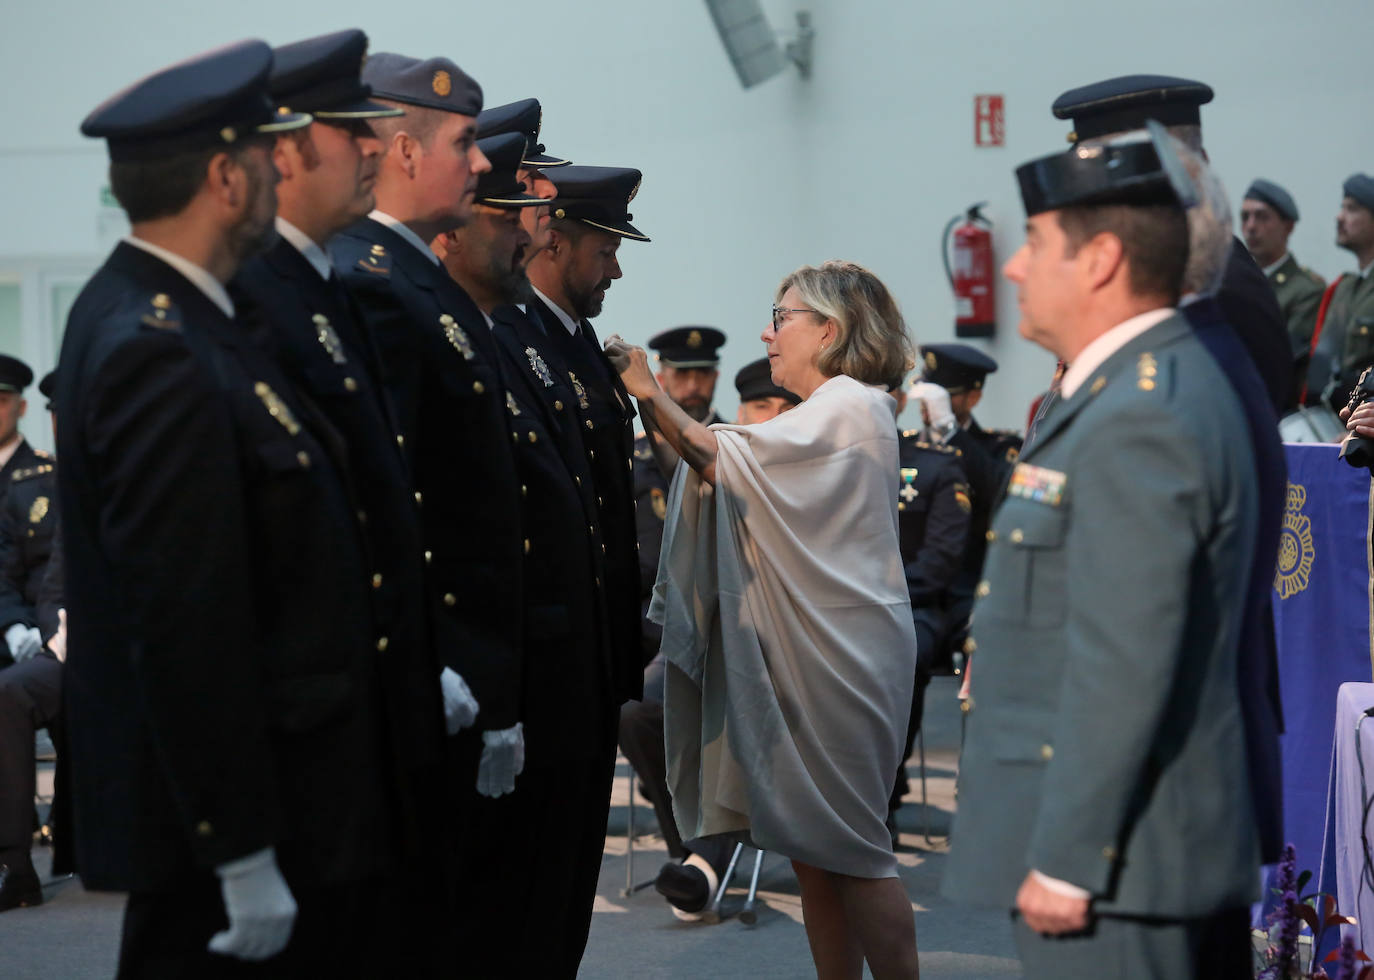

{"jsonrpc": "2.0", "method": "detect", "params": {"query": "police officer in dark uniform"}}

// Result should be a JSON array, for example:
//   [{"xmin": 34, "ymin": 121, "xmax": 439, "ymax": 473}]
[
  {"xmin": 1051, "ymin": 74, "xmax": 1293, "ymax": 414},
  {"xmin": 0, "ymin": 356, "xmax": 52, "ymax": 494},
  {"xmin": 524, "ymin": 166, "xmax": 650, "ymax": 708},
  {"xmin": 0, "ymin": 372, "xmax": 59, "ymax": 913},
  {"xmin": 328, "ymin": 55, "xmax": 530, "ymax": 801},
  {"xmin": 432, "ymin": 129, "xmax": 615, "ymax": 976},
  {"xmin": 887, "ymin": 380, "xmax": 971, "ymax": 835},
  {"xmin": 58, "ymin": 41, "xmax": 413, "ymax": 973},
  {"xmin": 912, "ymin": 343, "xmax": 1020, "ymax": 667},
  {"xmin": 632, "ymin": 326, "xmax": 725, "ymax": 660},
  {"xmin": 226, "ymin": 31, "xmax": 449, "ymax": 957}
]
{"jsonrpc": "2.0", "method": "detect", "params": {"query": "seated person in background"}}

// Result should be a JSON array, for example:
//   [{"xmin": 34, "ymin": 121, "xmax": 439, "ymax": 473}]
[
  {"xmin": 885, "ymin": 378, "xmax": 971, "ymax": 844},
  {"xmin": 0, "ymin": 371, "xmax": 60, "ymax": 912},
  {"xmin": 618, "ymin": 356, "xmax": 798, "ymax": 921}
]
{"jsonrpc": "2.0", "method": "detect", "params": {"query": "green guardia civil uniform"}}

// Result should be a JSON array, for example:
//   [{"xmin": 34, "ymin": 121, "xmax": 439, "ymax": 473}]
[
  {"xmin": 943, "ymin": 312, "xmax": 1261, "ymax": 926},
  {"xmin": 1269, "ymin": 253, "xmax": 1325, "ymax": 354}
]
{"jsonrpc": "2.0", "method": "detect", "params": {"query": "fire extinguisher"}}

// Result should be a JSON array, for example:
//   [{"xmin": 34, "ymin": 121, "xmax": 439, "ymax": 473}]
[{"xmin": 942, "ymin": 202, "xmax": 996, "ymax": 338}]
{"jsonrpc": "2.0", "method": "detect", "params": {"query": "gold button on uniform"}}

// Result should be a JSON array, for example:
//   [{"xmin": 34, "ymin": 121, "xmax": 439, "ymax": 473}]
[
  {"xmin": 414, "ymin": 491, "xmax": 423, "ymax": 505},
  {"xmin": 195, "ymin": 820, "xmax": 213, "ymax": 837},
  {"xmin": 976, "ymin": 580, "xmax": 991, "ymax": 598},
  {"xmin": 960, "ymin": 697, "xmax": 974, "ymax": 714},
  {"xmin": 371, "ymin": 573, "xmax": 383, "ymax": 589},
  {"xmin": 424, "ymin": 550, "xmax": 433, "ymax": 564},
  {"xmin": 528, "ymin": 432, "xmax": 537, "ymax": 444},
  {"xmin": 1102, "ymin": 846, "xmax": 1117, "ymax": 860},
  {"xmin": 1009, "ymin": 528, "xmax": 1024, "ymax": 544},
  {"xmin": 554, "ymin": 400, "xmax": 564, "ymax": 411},
  {"xmin": 574, "ymin": 476, "xmax": 581, "ymax": 486},
  {"xmin": 396, "ymin": 434, "xmax": 405, "ymax": 449},
  {"xmin": 985, "ymin": 529, "xmax": 996, "ymax": 543},
  {"xmin": 585, "ymin": 420, "xmax": 593, "ymax": 430},
  {"xmin": 520, "ymin": 484, "xmax": 527, "ymax": 497},
  {"xmin": 473, "ymin": 381, "xmax": 485, "ymax": 394},
  {"xmin": 524, "ymin": 539, "xmax": 531, "ymax": 554},
  {"xmin": 296, "ymin": 450, "xmax": 311, "ymax": 468},
  {"xmin": 1040, "ymin": 744, "xmax": 1054, "ymax": 760},
  {"xmin": 376, "ymin": 636, "xmax": 389, "ymax": 652},
  {"xmin": 443, "ymin": 593, "xmax": 456, "ymax": 607},
  {"xmin": 343, "ymin": 377, "xmax": 358, "ymax": 392}
]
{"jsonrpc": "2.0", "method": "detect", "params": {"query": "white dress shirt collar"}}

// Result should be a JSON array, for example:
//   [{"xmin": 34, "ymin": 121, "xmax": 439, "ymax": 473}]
[
  {"xmin": 531, "ymin": 284, "xmax": 580, "ymax": 336},
  {"xmin": 123, "ymin": 236, "xmax": 234, "ymax": 318},
  {"xmin": 274, "ymin": 217, "xmax": 332, "ymax": 280},
  {"xmin": 368, "ymin": 210, "xmax": 439, "ymax": 266},
  {"xmin": 1060, "ymin": 307, "xmax": 1175, "ymax": 399},
  {"xmin": 1262, "ymin": 253, "xmax": 1292, "ymax": 279}
]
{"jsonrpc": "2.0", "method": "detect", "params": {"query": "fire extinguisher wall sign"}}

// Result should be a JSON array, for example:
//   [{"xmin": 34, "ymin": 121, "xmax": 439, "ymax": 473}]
[{"xmin": 943, "ymin": 202, "xmax": 996, "ymax": 338}]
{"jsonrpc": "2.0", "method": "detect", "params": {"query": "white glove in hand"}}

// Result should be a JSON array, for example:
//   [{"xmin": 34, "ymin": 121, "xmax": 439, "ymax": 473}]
[
  {"xmin": 909, "ymin": 382, "xmax": 957, "ymax": 438},
  {"xmin": 208, "ymin": 847, "xmax": 297, "ymax": 961},
  {"xmin": 477, "ymin": 722, "xmax": 525, "ymax": 798},
  {"xmin": 440, "ymin": 667, "xmax": 479, "ymax": 734},
  {"xmin": 6, "ymin": 623, "xmax": 41, "ymax": 663}
]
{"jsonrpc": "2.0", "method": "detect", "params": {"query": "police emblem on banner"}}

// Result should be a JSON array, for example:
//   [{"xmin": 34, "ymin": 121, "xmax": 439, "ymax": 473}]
[{"xmin": 1275, "ymin": 481, "xmax": 1315, "ymax": 600}]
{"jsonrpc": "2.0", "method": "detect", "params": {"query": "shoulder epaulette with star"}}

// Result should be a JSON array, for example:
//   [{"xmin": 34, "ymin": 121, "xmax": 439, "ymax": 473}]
[
  {"xmin": 32, "ymin": 448, "xmax": 52, "ymax": 460},
  {"xmin": 139, "ymin": 293, "xmax": 182, "ymax": 331},
  {"xmin": 10, "ymin": 463, "xmax": 54, "ymax": 482},
  {"xmin": 354, "ymin": 243, "xmax": 391, "ymax": 277}
]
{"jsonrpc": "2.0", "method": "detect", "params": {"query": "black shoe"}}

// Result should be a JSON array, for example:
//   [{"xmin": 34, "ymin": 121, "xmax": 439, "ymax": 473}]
[
  {"xmin": 654, "ymin": 861, "xmax": 711, "ymax": 914},
  {"xmin": 0, "ymin": 850, "xmax": 42, "ymax": 912}
]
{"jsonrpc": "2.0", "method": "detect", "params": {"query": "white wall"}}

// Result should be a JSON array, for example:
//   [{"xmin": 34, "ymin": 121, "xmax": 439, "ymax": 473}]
[{"xmin": 1, "ymin": 0, "xmax": 1370, "ymax": 430}]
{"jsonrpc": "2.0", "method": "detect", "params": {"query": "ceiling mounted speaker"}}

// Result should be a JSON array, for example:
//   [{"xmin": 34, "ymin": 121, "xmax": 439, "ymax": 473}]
[{"xmin": 704, "ymin": 2, "xmax": 814, "ymax": 89}]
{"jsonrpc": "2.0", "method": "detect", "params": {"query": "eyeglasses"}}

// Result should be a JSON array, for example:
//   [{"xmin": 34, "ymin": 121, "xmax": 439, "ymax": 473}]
[{"xmin": 771, "ymin": 305, "xmax": 818, "ymax": 330}]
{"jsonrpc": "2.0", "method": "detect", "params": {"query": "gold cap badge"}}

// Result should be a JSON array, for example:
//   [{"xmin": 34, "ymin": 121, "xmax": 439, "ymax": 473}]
[
  {"xmin": 687, "ymin": 330, "xmax": 702, "ymax": 348},
  {"xmin": 432, "ymin": 70, "xmax": 452, "ymax": 97},
  {"xmin": 925, "ymin": 352, "xmax": 937, "ymax": 370}
]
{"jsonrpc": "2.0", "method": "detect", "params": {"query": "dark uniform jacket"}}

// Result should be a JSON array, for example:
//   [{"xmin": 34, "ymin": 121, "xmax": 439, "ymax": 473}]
[
  {"xmin": 527, "ymin": 294, "xmax": 642, "ymax": 704},
  {"xmin": 330, "ymin": 219, "xmax": 525, "ymax": 731},
  {"xmin": 947, "ymin": 420, "xmax": 1020, "ymax": 590},
  {"xmin": 1220, "ymin": 236, "xmax": 1294, "ymax": 414},
  {"xmin": 0, "ymin": 461, "xmax": 57, "ymax": 644},
  {"xmin": 895, "ymin": 432, "xmax": 971, "ymax": 660},
  {"xmin": 1308, "ymin": 271, "xmax": 1374, "ymax": 409},
  {"xmin": 1186, "ymin": 294, "xmax": 1287, "ymax": 861},
  {"xmin": 230, "ymin": 236, "xmax": 445, "ymax": 817},
  {"xmin": 0, "ymin": 439, "xmax": 51, "ymax": 497},
  {"xmin": 55, "ymin": 242, "xmax": 394, "ymax": 893},
  {"xmin": 489, "ymin": 303, "xmax": 611, "ymax": 754}
]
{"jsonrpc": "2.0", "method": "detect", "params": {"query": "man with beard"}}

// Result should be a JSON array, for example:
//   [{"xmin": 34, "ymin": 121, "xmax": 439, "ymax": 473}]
[
  {"xmin": 431, "ymin": 130, "xmax": 612, "ymax": 976},
  {"xmin": 57, "ymin": 42, "xmax": 416, "ymax": 973},
  {"xmin": 476, "ymin": 97, "xmax": 569, "ymax": 267},
  {"xmin": 329, "ymin": 56, "xmax": 531, "ymax": 815},
  {"xmin": 525, "ymin": 167, "xmax": 650, "ymax": 713},
  {"xmin": 1308, "ymin": 175, "xmax": 1374, "ymax": 409},
  {"xmin": 226, "ymin": 31, "xmax": 451, "ymax": 964}
]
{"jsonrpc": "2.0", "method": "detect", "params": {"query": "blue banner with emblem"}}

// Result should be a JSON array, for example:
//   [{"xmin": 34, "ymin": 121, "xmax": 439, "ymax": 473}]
[{"xmin": 1269, "ymin": 444, "xmax": 1371, "ymax": 918}]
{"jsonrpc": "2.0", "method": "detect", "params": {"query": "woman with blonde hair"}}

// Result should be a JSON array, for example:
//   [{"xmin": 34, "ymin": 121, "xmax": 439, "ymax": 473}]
[{"xmin": 605, "ymin": 260, "xmax": 921, "ymax": 978}]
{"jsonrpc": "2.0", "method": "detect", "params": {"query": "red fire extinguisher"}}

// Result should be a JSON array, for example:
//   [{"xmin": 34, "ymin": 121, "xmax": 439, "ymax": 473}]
[{"xmin": 942, "ymin": 202, "xmax": 996, "ymax": 338}]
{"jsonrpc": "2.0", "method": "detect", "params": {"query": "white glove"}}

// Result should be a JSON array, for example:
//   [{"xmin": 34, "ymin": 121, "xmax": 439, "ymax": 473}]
[
  {"xmin": 6, "ymin": 623, "xmax": 41, "ymax": 663},
  {"xmin": 909, "ymin": 381, "xmax": 957, "ymax": 438},
  {"xmin": 440, "ymin": 667, "xmax": 479, "ymax": 734},
  {"xmin": 208, "ymin": 847, "xmax": 297, "ymax": 961},
  {"xmin": 46, "ymin": 610, "xmax": 67, "ymax": 663},
  {"xmin": 477, "ymin": 722, "xmax": 525, "ymax": 798}
]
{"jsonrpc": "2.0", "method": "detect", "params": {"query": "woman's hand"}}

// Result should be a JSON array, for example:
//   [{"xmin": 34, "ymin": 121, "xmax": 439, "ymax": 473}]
[{"xmin": 604, "ymin": 335, "xmax": 661, "ymax": 400}]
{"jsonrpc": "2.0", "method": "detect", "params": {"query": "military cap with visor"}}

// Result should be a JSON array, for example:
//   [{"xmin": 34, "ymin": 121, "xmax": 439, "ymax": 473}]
[
  {"xmin": 918, "ymin": 343, "xmax": 998, "ymax": 393},
  {"xmin": 549, "ymin": 166, "xmax": 649, "ymax": 242},
  {"xmin": 1344, "ymin": 174, "xmax": 1374, "ymax": 214},
  {"xmin": 38, "ymin": 371, "xmax": 56, "ymax": 411},
  {"xmin": 735, "ymin": 357, "xmax": 800, "ymax": 405},
  {"xmin": 269, "ymin": 29, "xmax": 402, "ymax": 120},
  {"xmin": 0, "ymin": 356, "xmax": 34, "ymax": 394},
  {"xmin": 1052, "ymin": 74, "xmax": 1214, "ymax": 143},
  {"xmin": 81, "ymin": 39, "xmax": 311, "ymax": 162},
  {"xmin": 1244, "ymin": 178, "xmax": 1300, "ymax": 222},
  {"xmin": 477, "ymin": 98, "xmax": 569, "ymax": 168},
  {"xmin": 361, "ymin": 53, "xmax": 482, "ymax": 116},
  {"xmin": 649, "ymin": 326, "xmax": 725, "ymax": 368},
  {"xmin": 1015, "ymin": 121, "xmax": 1200, "ymax": 217},
  {"xmin": 476, "ymin": 133, "xmax": 552, "ymax": 208}
]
